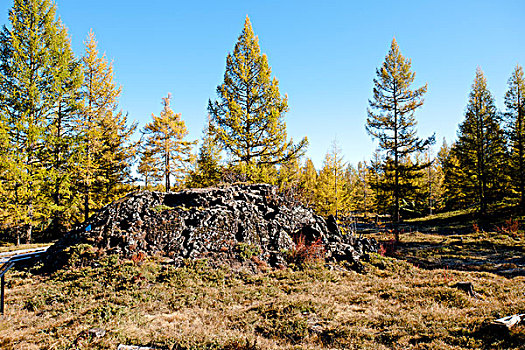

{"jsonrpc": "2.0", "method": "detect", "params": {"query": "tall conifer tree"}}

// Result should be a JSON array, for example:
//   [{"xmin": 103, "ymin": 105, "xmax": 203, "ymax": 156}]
[
  {"xmin": 299, "ymin": 158, "xmax": 317, "ymax": 208},
  {"xmin": 76, "ymin": 31, "xmax": 127, "ymax": 221},
  {"xmin": 504, "ymin": 64, "xmax": 525, "ymax": 210},
  {"xmin": 140, "ymin": 94, "xmax": 195, "ymax": 192},
  {"xmin": 0, "ymin": 0, "xmax": 79, "ymax": 241},
  {"xmin": 43, "ymin": 21, "xmax": 83, "ymax": 234},
  {"xmin": 314, "ymin": 141, "xmax": 348, "ymax": 217},
  {"xmin": 94, "ymin": 110, "xmax": 137, "ymax": 205},
  {"xmin": 208, "ymin": 16, "xmax": 307, "ymax": 174},
  {"xmin": 452, "ymin": 68, "xmax": 507, "ymax": 214},
  {"xmin": 366, "ymin": 38, "xmax": 434, "ymax": 233}
]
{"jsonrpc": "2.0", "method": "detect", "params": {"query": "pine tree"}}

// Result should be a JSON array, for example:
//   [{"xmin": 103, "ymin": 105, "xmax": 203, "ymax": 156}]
[
  {"xmin": 76, "ymin": 31, "xmax": 126, "ymax": 221},
  {"xmin": 314, "ymin": 141, "xmax": 348, "ymax": 217},
  {"xmin": 424, "ymin": 148, "xmax": 446, "ymax": 214},
  {"xmin": 0, "ymin": 0, "xmax": 79, "ymax": 241},
  {"xmin": 93, "ymin": 110, "xmax": 137, "ymax": 205},
  {"xmin": 43, "ymin": 21, "xmax": 83, "ymax": 235},
  {"xmin": 441, "ymin": 140, "xmax": 471, "ymax": 210},
  {"xmin": 278, "ymin": 157, "xmax": 302, "ymax": 200},
  {"xmin": 299, "ymin": 158, "xmax": 317, "ymax": 208},
  {"xmin": 187, "ymin": 117, "xmax": 223, "ymax": 188},
  {"xmin": 368, "ymin": 150, "xmax": 388, "ymax": 215},
  {"xmin": 504, "ymin": 64, "xmax": 525, "ymax": 210},
  {"xmin": 453, "ymin": 68, "xmax": 507, "ymax": 214},
  {"xmin": 141, "ymin": 94, "xmax": 195, "ymax": 192},
  {"xmin": 346, "ymin": 161, "xmax": 374, "ymax": 216},
  {"xmin": 366, "ymin": 38, "xmax": 434, "ymax": 230},
  {"xmin": 137, "ymin": 148, "xmax": 162, "ymax": 189},
  {"xmin": 208, "ymin": 16, "xmax": 307, "ymax": 173}
]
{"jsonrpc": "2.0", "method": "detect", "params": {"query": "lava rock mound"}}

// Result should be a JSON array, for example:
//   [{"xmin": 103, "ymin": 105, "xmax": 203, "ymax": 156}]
[{"xmin": 46, "ymin": 184, "xmax": 377, "ymax": 270}]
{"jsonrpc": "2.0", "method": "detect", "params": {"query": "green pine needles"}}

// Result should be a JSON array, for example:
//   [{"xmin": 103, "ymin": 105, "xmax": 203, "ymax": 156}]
[
  {"xmin": 208, "ymin": 16, "xmax": 308, "ymax": 177},
  {"xmin": 366, "ymin": 38, "xmax": 435, "ymax": 229}
]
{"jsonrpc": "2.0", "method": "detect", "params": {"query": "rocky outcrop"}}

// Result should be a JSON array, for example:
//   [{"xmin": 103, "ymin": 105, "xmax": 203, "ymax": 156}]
[{"xmin": 46, "ymin": 184, "xmax": 377, "ymax": 271}]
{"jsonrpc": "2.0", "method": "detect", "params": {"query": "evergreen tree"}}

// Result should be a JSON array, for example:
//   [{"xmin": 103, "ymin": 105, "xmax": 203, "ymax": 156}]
[
  {"xmin": 278, "ymin": 157, "xmax": 302, "ymax": 199},
  {"xmin": 0, "ymin": 0, "xmax": 79, "ymax": 241},
  {"xmin": 441, "ymin": 140, "xmax": 471, "ymax": 210},
  {"xmin": 366, "ymin": 38, "xmax": 434, "ymax": 230},
  {"xmin": 93, "ymin": 110, "xmax": 137, "ymax": 205},
  {"xmin": 424, "ymin": 149, "xmax": 446, "ymax": 214},
  {"xmin": 187, "ymin": 117, "xmax": 223, "ymax": 188},
  {"xmin": 137, "ymin": 147, "xmax": 162, "ymax": 189},
  {"xmin": 504, "ymin": 64, "xmax": 525, "ymax": 210},
  {"xmin": 346, "ymin": 161, "xmax": 374, "ymax": 216},
  {"xmin": 141, "ymin": 94, "xmax": 195, "ymax": 192},
  {"xmin": 314, "ymin": 141, "xmax": 348, "ymax": 217},
  {"xmin": 76, "ymin": 31, "xmax": 123, "ymax": 221},
  {"xmin": 368, "ymin": 150, "xmax": 388, "ymax": 215},
  {"xmin": 453, "ymin": 68, "xmax": 507, "ymax": 214},
  {"xmin": 208, "ymin": 16, "xmax": 307, "ymax": 173},
  {"xmin": 43, "ymin": 21, "xmax": 83, "ymax": 234},
  {"xmin": 298, "ymin": 158, "xmax": 317, "ymax": 208}
]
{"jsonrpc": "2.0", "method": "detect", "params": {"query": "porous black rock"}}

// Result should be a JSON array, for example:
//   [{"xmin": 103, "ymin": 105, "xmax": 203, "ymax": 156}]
[{"xmin": 46, "ymin": 184, "xmax": 377, "ymax": 271}]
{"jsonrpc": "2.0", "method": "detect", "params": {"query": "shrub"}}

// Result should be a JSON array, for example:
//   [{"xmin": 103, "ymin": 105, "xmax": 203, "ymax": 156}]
[
  {"xmin": 62, "ymin": 244, "xmax": 97, "ymax": 268},
  {"xmin": 496, "ymin": 218, "xmax": 522, "ymax": 238},
  {"xmin": 235, "ymin": 243, "xmax": 261, "ymax": 261},
  {"xmin": 285, "ymin": 234, "xmax": 325, "ymax": 270}
]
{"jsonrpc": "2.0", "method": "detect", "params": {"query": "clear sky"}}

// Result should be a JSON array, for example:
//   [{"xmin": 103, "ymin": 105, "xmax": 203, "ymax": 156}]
[{"xmin": 1, "ymin": 0, "xmax": 524, "ymax": 168}]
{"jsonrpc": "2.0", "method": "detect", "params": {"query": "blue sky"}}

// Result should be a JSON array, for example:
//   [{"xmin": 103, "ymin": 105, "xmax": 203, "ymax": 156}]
[{"xmin": 1, "ymin": 0, "xmax": 524, "ymax": 168}]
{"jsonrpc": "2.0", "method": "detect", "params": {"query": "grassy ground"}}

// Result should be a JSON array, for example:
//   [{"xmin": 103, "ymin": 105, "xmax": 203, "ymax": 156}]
[
  {"xmin": 372, "ymin": 230, "xmax": 525, "ymax": 276},
  {"xmin": 1, "ymin": 235, "xmax": 524, "ymax": 350}
]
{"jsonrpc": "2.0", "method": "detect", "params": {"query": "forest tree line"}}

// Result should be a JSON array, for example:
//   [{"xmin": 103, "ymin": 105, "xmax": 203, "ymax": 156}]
[{"xmin": 0, "ymin": 0, "xmax": 524, "ymax": 244}]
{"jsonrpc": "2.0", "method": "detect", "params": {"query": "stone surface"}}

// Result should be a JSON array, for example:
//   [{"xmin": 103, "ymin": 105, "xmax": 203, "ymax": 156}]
[{"xmin": 46, "ymin": 184, "xmax": 377, "ymax": 271}]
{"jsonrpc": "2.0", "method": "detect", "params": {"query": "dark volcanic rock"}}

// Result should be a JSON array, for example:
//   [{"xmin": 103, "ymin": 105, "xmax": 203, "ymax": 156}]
[{"xmin": 46, "ymin": 184, "xmax": 377, "ymax": 270}]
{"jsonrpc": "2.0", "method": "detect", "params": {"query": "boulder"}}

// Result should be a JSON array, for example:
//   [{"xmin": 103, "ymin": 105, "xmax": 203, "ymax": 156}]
[{"xmin": 46, "ymin": 184, "xmax": 377, "ymax": 271}]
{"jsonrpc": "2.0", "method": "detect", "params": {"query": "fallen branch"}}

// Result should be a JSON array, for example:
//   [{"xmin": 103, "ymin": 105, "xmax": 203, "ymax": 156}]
[{"xmin": 491, "ymin": 314, "xmax": 525, "ymax": 330}]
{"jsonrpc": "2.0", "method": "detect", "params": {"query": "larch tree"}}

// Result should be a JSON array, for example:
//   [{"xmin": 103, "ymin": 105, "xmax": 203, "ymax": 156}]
[
  {"xmin": 76, "ymin": 30, "xmax": 123, "ymax": 221},
  {"xmin": 366, "ymin": 38, "xmax": 434, "ymax": 234},
  {"xmin": 208, "ymin": 16, "xmax": 307, "ymax": 178},
  {"xmin": 277, "ymin": 156, "xmax": 302, "ymax": 197},
  {"xmin": 137, "ymin": 147, "xmax": 162, "ymax": 189},
  {"xmin": 314, "ymin": 141, "xmax": 348, "ymax": 217},
  {"xmin": 94, "ymin": 109, "xmax": 137, "ymax": 205},
  {"xmin": 504, "ymin": 64, "xmax": 525, "ymax": 210},
  {"xmin": 299, "ymin": 158, "xmax": 317, "ymax": 208},
  {"xmin": 346, "ymin": 161, "xmax": 374, "ymax": 216},
  {"xmin": 0, "ymin": 0, "xmax": 79, "ymax": 241},
  {"xmin": 43, "ymin": 21, "xmax": 83, "ymax": 235},
  {"xmin": 453, "ymin": 68, "xmax": 507, "ymax": 215},
  {"xmin": 187, "ymin": 117, "xmax": 223, "ymax": 188},
  {"xmin": 141, "ymin": 94, "xmax": 195, "ymax": 192}
]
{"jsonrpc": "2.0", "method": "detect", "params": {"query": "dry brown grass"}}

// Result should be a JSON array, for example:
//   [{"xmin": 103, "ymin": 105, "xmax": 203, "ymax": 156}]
[{"xmin": 0, "ymin": 235, "xmax": 524, "ymax": 349}]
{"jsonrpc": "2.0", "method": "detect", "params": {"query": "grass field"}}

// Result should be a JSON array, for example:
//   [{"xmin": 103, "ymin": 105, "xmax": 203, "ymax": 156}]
[{"xmin": 0, "ymin": 229, "xmax": 524, "ymax": 350}]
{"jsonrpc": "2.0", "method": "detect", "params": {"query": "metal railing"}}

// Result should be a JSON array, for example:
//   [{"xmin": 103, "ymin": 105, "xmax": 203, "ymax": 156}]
[{"xmin": 0, "ymin": 247, "xmax": 49, "ymax": 314}]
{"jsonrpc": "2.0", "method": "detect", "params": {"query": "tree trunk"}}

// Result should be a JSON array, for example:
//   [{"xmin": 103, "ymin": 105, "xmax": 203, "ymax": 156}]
[{"xmin": 393, "ymin": 86, "xmax": 400, "ymax": 242}]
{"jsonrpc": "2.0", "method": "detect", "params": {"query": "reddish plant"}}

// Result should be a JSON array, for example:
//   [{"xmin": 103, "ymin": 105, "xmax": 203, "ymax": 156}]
[
  {"xmin": 131, "ymin": 251, "xmax": 146, "ymax": 264},
  {"xmin": 496, "ymin": 218, "xmax": 521, "ymax": 238},
  {"xmin": 379, "ymin": 238, "xmax": 397, "ymax": 257},
  {"xmin": 286, "ymin": 234, "xmax": 326, "ymax": 269}
]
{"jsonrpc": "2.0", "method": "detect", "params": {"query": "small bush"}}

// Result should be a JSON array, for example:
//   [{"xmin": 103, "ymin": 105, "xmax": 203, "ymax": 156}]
[
  {"xmin": 496, "ymin": 218, "xmax": 522, "ymax": 238},
  {"xmin": 235, "ymin": 243, "xmax": 261, "ymax": 261},
  {"xmin": 285, "ymin": 234, "xmax": 325, "ymax": 270},
  {"xmin": 63, "ymin": 244, "xmax": 97, "ymax": 268}
]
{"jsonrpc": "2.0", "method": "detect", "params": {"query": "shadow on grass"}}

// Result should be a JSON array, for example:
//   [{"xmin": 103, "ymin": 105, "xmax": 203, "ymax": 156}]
[{"xmin": 453, "ymin": 324, "xmax": 525, "ymax": 350}]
